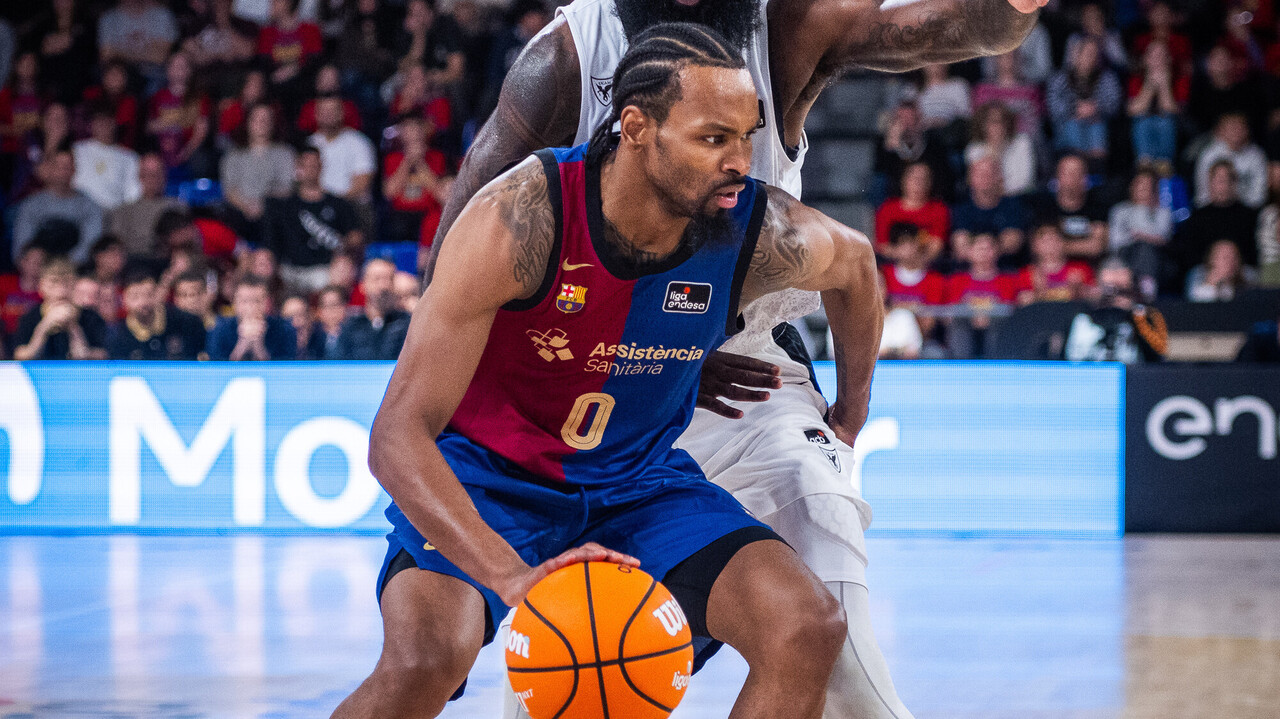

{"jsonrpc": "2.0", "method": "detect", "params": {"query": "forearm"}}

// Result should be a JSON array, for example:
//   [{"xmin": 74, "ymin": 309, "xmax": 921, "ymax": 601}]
[
  {"xmin": 847, "ymin": 0, "xmax": 1041, "ymax": 72},
  {"xmin": 66, "ymin": 326, "xmax": 91, "ymax": 359},
  {"xmin": 371, "ymin": 426, "xmax": 528, "ymax": 592},
  {"xmin": 1127, "ymin": 86, "xmax": 1153, "ymax": 115},
  {"xmin": 385, "ymin": 163, "xmax": 412, "ymax": 200},
  {"xmin": 13, "ymin": 328, "xmax": 48, "ymax": 360},
  {"xmin": 823, "ymin": 281, "xmax": 882, "ymax": 434}
]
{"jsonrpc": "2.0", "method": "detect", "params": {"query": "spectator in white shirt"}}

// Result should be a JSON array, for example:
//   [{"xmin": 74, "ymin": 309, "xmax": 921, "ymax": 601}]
[
  {"xmin": 1108, "ymin": 170, "xmax": 1172, "ymax": 299},
  {"xmin": 1195, "ymin": 113, "xmax": 1268, "ymax": 208},
  {"xmin": 964, "ymin": 102, "xmax": 1035, "ymax": 196},
  {"xmin": 308, "ymin": 95, "xmax": 375, "ymax": 203},
  {"xmin": 73, "ymin": 106, "xmax": 141, "ymax": 211},
  {"xmin": 917, "ymin": 63, "xmax": 971, "ymax": 131}
]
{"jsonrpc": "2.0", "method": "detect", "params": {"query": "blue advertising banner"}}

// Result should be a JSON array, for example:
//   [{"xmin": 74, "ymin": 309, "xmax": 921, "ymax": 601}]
[
  {"xmin": 1, "ymin": 363, "xmax": 396, "ymax": 531},
  {"xmin": 815, "ymin": 362, "xmax": 1124, "ymax": 536},
  {"xmin": 1, "ymin": 362, "xmax": 1124, "ymax": 535}
]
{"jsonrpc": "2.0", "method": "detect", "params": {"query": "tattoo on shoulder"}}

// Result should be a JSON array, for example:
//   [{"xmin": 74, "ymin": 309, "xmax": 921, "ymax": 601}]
[
  {"xmin": 752, "ymin": 196, "xmax": 811, "ymax": 292},
  {"xmin": 474, "ymin": 161, "xmax": 556, "ymax": 295}
]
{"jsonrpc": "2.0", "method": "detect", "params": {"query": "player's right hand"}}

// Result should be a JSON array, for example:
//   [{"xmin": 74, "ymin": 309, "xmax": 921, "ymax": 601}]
[
  {"xmin": 696, "ymin": 351, "xmax": 782, "ymax": 419},
  {"xmin": 497, "ymin": 542, "xmax": 640, "ymax": 606}
]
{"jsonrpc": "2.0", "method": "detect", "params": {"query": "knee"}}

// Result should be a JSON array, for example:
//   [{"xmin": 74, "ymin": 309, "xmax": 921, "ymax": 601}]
[
  {"xmin": 763, "ymin": 587, "xmax": 847, "ymax": 669},
  {"xmin": 806, "ymin": 589, "xmax": 849, "ymax": 663},
  {"xmin": 374, "ymin": 643, "xmax": 475, "ymax": 716}
]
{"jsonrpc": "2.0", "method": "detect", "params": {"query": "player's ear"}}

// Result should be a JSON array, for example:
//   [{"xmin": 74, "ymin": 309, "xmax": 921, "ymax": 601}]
[{"xmin": 618, "ymin": 105, "xmax": 651, "ymax": 149}]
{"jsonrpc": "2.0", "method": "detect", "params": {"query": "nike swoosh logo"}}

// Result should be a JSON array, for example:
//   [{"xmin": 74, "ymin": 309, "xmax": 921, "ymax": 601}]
[{"xmin": 562, "ymin": 260, "xmax": 593, "ymax": 271}]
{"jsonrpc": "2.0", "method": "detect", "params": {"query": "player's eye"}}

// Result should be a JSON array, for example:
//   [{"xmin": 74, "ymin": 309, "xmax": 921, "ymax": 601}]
[{"xmin": 704, "ymin": 135, "xmax": 724, "ymax": 145}]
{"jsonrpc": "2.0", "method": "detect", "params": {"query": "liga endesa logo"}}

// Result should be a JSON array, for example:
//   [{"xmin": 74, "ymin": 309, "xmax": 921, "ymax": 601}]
[{"xmin": 663, "ymin": 282, "xmax": 712, "ymax": 314}]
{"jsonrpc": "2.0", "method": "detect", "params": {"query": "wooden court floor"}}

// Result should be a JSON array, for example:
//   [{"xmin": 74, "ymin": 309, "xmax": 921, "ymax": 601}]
[{"xmin": 1, "ymin": 534, "xmax": 1276, "ymax": 718}]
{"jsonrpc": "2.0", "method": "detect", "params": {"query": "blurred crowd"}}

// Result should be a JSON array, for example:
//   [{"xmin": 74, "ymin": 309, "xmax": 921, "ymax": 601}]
[
  {"xmin": 870, "ymin": 0, "xmax": 1280, "ymax": 362},
  {"xmin": 0, "ymin": 0, "xmax": 1277, "ymax": 365},
  {"xmin": 0, "ymin": 0, "xmax": 551, "ymax": 360}
]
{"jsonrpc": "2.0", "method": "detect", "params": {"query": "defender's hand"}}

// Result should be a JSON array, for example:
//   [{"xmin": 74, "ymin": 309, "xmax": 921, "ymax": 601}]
[
  {"xmin": 825, "ymin": 400, "xmax": 866, "ymax": 448},
  {"xmin": 696, "ymin": 351, "xmax": 782, "ymax": 419},
  {"xmin": 495, "ymin": 542, "xmax": 640, "ymax": 607},
  {"xmin": 1008, "ymin": 0, "xmax": 1048, "ymax": 13}
]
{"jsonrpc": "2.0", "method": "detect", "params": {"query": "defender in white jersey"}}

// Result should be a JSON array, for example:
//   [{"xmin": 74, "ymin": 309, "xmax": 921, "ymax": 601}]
[{"xmin": 431, "ymin": 0, "xmax": 1045, "ymax": 715}]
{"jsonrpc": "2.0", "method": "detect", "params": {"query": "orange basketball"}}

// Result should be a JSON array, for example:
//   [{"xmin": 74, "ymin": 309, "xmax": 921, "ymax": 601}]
[{"xmin": 505, "ymin": 561, "xmax": 694, "ymax": 719}]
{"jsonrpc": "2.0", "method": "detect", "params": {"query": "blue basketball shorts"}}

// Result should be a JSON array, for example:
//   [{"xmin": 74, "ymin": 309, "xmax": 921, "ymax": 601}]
[{"xmin": 376, "ymin": 431, "xmax": 774, "ymax": 643}]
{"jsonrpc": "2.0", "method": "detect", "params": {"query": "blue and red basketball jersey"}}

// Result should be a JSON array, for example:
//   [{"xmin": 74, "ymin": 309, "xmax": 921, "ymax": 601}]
[{"xmin": 447, "ymin": 144, "xmax": 766, "ymax": 486}]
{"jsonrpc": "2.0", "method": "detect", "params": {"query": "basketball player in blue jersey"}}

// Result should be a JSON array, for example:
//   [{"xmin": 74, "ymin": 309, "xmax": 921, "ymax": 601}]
[
  {"xmin": 432, "ymin": 1, "xmax": 1045, "ymax": 717},
  {"xmin": 333, "ymin": 25, "xmax": 883, "ymax": 719}
]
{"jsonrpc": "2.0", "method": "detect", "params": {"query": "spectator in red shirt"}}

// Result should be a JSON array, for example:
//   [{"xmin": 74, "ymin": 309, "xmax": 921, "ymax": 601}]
[
  {"xmin": 947, "ymin": 233, "xmax": 1026, "ymax": 308},
  {"xmin": 296, "ymin": 64, "xmax": 362, "ymax": 136},
  {"xmin": 1019, "ymin": 223, "xmax": 1097, "ymax": 303},
  {"xmin": 1133, "ymin": 2, "xmax": 1192, "ymax": 79},
  {"xmin": 383, "ymin": 115, "xmax": 449, "ymax": 248},
  {"xmin": 946, "ymin": 233, "xmax": 1026, "ymax": 358},
  {"xmin": 0, "ymin": 245, "xmax": 46, "ymax": 337},
  {"xmin": 216, "ymin": 70, "xmax": 269, "ymax": 148},
  {"xmin": 1, "ymin": 52, "xmax": 46, "ymax": 195},
  {"xmin": 146, "ymin": 52, "xmax": 210, "ymax": 175},
  {"xmin": 882, "ymin": 223, "xmax": 947, "ymax": 339},
  {"xmin": 257, "ymin": 0, "xmax": 323, "ymax": 114},
  {"xmin": 1127, "ymin": 40, "xmax": 1188, "ymax": 169},
  {"xmin": 875, "ymin": 162, "xmax": 948, "ymax": 261},
  {"xmin": 12, "ymin": 102, "xmax": 74, "ymax": 203},
  {"xmin": 81, "ymin": 61, "xmax": 140, "ymax": 149},
  {"xmin": 390, "ymin": 62, "xmax": 452, "ymax": 141}
]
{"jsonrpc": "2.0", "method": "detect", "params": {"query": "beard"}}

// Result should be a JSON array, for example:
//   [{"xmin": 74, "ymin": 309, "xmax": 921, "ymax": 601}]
[
  {"xmin": 682, "ymin": 209, "xmax": 736, "ymax": 253},
  {"xmin": 614, "ymin": 0, "xmax": 760, "ymax": 52}
]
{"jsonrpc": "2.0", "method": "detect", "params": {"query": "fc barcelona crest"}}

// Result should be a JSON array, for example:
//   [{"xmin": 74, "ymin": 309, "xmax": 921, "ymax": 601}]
[{"xmin": 556, "ymin": 283, "xmax": 587, "ymax": 313}]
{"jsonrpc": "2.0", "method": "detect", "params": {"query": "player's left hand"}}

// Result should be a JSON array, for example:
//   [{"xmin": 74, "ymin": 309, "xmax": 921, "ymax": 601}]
[
  {"xmin": 696, "ymin": 351, "xmax": 782, "ymax": 419},
  {"xmin": 1007, "ymin": 0, "xmax": 1048, "ymax": 13},
  {"xmin": 825, "ymin": 400, "xmax": 867, "ymax": 448},
  {"xmin": 497, "ymin": 543, "xmax": 640, "ymax": 606}
]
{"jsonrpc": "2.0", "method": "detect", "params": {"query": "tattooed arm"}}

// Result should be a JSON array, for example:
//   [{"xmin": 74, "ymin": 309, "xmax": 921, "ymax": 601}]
[
  {"xmin": 369, "ymin": 158, "xmax": 630, "ymax": 605},
  {"xmin": 742, "ymin": 188, "xmax": 883, "ymax": 444},
  {"xmin": 426, "ymin": 18, "xmax": 581, "ymax": 280},
  {"xmin": 774, "ymin": 0, "xmax": 1043, "ymax": 81}
]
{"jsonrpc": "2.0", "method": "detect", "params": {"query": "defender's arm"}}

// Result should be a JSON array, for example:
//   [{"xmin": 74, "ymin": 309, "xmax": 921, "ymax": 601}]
[
  {"xmin": 781, "ymin": 0, "xmax": 1044, "ymax": 75},
  {"xmin": 742, "ymin": 189, "xmax": 883, "ymax": 444},
  {"xmin": 428, "ymin": 19, "xmax": 582, "ymax": 277},
  {"xmin": 374, "ymin": 158, "xmax": 633, "ymax": 605}
]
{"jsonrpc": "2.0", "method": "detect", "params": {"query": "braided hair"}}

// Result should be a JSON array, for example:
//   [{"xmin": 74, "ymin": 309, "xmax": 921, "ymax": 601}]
[{"xmin": 586, "ymin": 22, "xmax": 746, "ymax": 164}]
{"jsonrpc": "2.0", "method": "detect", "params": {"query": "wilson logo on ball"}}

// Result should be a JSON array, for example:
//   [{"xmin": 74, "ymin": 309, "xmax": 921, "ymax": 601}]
[
  {"xmin": 506, "ymin": 629, "xmax": 531, "ymax": 659},
  {"xmin": 652, "ymin": 599, "xmax": 688, "ymax": 637}
]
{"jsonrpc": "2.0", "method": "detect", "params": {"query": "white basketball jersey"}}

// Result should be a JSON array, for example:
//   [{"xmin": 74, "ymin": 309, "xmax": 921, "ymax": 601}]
[{"xmin": 557, "ymin": 0, "xmax": 821, "ymax": 353}]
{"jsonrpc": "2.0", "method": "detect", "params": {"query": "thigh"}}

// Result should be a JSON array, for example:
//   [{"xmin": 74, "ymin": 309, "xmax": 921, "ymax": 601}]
[
  {"xmin": 378, "ymin": 553, "xmax": 489, "ymax": 668},
  {"xmin": 704, "ymin": 538, "xmax": 836, "ymax": 648}
]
